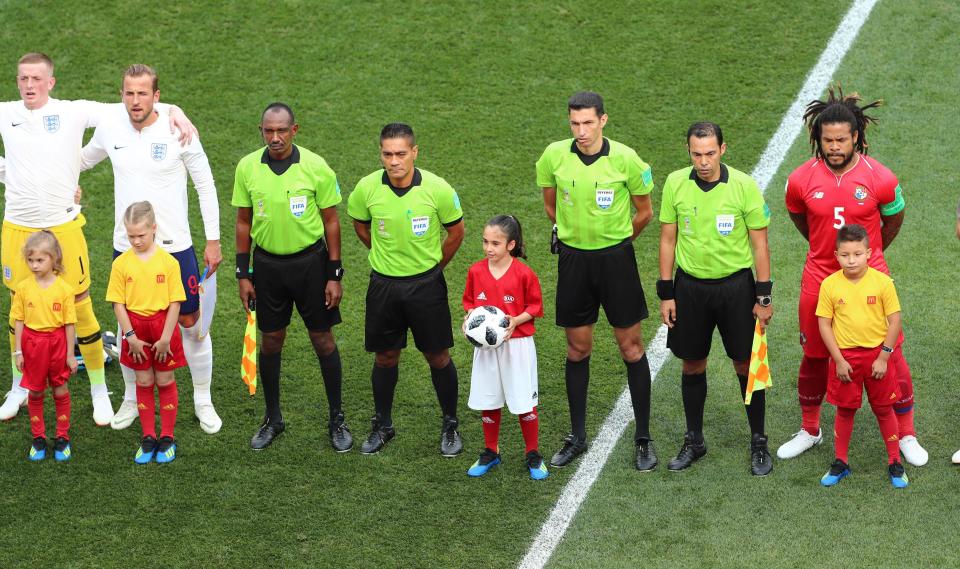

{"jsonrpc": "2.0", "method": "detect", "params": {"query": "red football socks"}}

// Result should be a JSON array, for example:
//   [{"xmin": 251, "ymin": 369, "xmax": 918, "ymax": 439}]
[
  {"xmin": 158, "ymin": 381, "xmax": 178, "ymax": 439},
  {"xmin": 895, "ymin": 408, "xmax": 915, "ymax": 438},
  {"xmin": 872, "ymin": 404, "xmax": 900, "ymax": 464},
  {"xmin": 833, "ymin": 406, "xmax": 856, "ymax": 463},
  {"xmin": 28, "ymin": 393, "xmax": 45, "ymax": 439},
  {"xmin": 136, "ymin": 384, "xmax": 157, "ymax": 439},
  {"xmin": 54, "ymin": 392, "xmax": 71, "ymax": 440},
  {"xmin": 481, "ymin": 408, "xmax": 501, "ymax": 453},
  {"xmin": 801, "ymin": 405, "xmax": 822, "ymax": 437},
  {"xmin": 519, "ymin": 407, "xmax": 540, "ymax": 454}
]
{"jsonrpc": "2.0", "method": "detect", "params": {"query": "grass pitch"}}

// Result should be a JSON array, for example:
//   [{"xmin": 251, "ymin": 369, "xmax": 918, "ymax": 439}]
[{"xmin": 0, "ymin": 1, "xmax": 956, "ymax": 568}]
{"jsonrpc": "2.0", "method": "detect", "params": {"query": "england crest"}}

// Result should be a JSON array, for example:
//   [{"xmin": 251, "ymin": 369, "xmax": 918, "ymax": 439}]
[
  {"xmin": 151, "ymin": 143, "xmax": 167, "ymax": 161},
  {"xmin": 43, "ymin": 115, "xmax": 60, "ymax": 133}
]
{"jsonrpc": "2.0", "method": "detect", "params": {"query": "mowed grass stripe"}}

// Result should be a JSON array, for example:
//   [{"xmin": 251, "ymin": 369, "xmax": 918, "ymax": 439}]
[
  {"xmin": 522, "ymin": 2, "xmax": 878, "ymax": 567},
  {"xmin": 0, "ymin": 2, "xmax": 885, "ymax": 568},
  {"xmin": 547, "ymin": 2, "xmax": 960, "ymax": 568}
]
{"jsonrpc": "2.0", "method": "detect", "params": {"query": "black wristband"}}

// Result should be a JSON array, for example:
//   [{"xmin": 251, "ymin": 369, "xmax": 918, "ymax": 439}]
[
  {"xmin": 236, "ymin": 252, "xmax": 252, "ymax": 280},
  {"xmin": 755, "ymin": 281, "xmax": 773, "ymax": 297},
  {"xmin": 656, "ymin": 279, "xmax": 675, "ymax": 301},
  {"xmin": 328, "ymin": 259, "xmax": 344, "ymax": 281}
]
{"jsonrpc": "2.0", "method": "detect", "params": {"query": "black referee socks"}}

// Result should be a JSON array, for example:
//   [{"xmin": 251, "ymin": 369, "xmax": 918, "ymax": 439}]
[
  {"xmin": 430, "ymin": 361, "xmax": 459, "ymax": 418},
  {"xmin": 261, "ymin": 352, "xmax": 283, "ymax": 423},
  {"xmin": 681, "ymin": 372, "xmax": 708, "ymax": 440},
  {"xmin": 625, "ymin": 355, "xmax": 652, "ymax": 441},
  {"xmin": 738, "ymin": 374, "xmax": 766, "ymax": 436},
  {"xmin": 565, "ymin": 357, "xmax": 591, "ymax": 441},
  {"xmin": 371, "ymin": 365, "xmax": 399, "ymax": 425},
  {"xmin": 317, "ymin": 347, "xmax": 343, "ymax": 415}
]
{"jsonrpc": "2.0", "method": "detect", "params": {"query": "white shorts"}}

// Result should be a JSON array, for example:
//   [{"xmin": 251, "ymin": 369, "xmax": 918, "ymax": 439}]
[{"xmin": 468, "ymin": 335, "xmax": 538, "ymax": 414}]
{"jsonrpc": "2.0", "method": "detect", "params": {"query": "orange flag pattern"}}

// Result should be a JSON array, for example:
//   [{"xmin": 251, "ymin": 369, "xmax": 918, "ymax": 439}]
[
  {"xmin": 744, "ymin": 318, "xmax": 771, "ymax": 405},
  {"xmin": 241, "ymin": 309, "xmax": 257, "ymax": 396}
]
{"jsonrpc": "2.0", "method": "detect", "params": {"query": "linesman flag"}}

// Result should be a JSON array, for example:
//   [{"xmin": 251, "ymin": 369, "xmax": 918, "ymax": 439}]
[
  {"xmin": 744, "ymin": 318, "xmax": 771, "ymax": 405},
  {"xmin": 241, "ymin": 302, "xmax": 258, "ymax": 396}
]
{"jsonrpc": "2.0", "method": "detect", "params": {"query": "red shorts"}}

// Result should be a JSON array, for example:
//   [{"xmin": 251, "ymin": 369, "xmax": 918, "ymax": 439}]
[
  {"xmin": 19, "ymin": 327, "xmax": 71, "ymax": 391},
  {"xmin": 826, "ymin": 346, "xmax": 901, "ymax": 409},
  {"xmin": 120, "ymin": 310, "xmax": 186, "ymax": 372}
]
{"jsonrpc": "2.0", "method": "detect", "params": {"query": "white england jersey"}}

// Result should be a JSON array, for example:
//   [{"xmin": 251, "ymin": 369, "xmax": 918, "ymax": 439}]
[
  {"xmin": 0, "ymin": 98, "xmax": 118, "ymax": 227},
  {"xmin": 80, "ymin": 108, "xmax": 219, "ymax": 253}
]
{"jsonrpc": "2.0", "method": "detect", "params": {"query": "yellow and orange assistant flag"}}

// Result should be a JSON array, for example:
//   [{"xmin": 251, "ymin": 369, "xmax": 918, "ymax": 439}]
[
  {"xmin": 744, "ymin": 318, "xmax": 771, "ymax": 405},
  {"xmin": 241, "ymin": 308, "xmax": 258, "ymax": 396}
]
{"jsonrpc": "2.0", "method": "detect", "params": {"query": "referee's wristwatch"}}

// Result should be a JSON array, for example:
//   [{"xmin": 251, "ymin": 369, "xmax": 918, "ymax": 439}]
[
  {"xmin": 756, "ymin": 295, "xmax": 772, "ymax": 307},
  {"xmin": 329, "ymin": 259, "xmax": 344, "ymax": 281}
]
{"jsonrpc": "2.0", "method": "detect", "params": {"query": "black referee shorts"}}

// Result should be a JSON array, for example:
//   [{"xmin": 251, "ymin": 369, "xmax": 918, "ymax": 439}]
[
  {"xmin": 364, "ymin": 266, "xmax": 454, "ymax": 353},
  {"xmin": 555, "ymin": 239, "xmax": 649, "ymax": 329},
  {"xmin": 666, "ymin": 267, "xmax": 755, "ymax": 362},
  {"xmin": 252, "ymin": 241, "xmax": 342, "ymax": 333}
]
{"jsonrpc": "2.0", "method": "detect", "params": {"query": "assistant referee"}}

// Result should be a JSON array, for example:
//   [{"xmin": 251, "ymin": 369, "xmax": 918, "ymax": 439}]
[
  {"xmin": 233, "ymin": 102, "xmax": 351, "ymax": 452},
  {"xmin": 536, "ymin": 91, "xmax": 657, "ymax": 471},
  {"xmin": 657, "ymin": 121, "xmax": 773, "ymax": 476}
]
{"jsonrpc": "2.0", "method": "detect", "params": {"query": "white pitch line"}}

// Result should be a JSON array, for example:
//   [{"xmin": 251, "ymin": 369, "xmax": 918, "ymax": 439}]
[{"xmin": 518, "ymin": 1, "xmax": 879, "ymax": 567}]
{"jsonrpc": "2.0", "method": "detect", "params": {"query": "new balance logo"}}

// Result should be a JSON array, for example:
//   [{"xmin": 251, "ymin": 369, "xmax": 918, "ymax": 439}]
[{"xmin": 477, "ymin": 292, "xmax": 487, "ymax": 301}]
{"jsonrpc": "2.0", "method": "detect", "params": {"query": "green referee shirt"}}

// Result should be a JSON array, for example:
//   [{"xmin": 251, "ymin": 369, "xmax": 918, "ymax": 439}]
[
  {"xmin": 659, "ymin": 164, "xmax": 770, "ymax": 279},
  {"xmin": 536, "ymin": 138, "xmax": 654, "ymax": 250},
  {"xmin": 347, "ymin": 168, "xmax": 463, "ymax": 277},
  {"xmin": 231, "ymin": 145, "xmax": 341, "ymax": 255}
]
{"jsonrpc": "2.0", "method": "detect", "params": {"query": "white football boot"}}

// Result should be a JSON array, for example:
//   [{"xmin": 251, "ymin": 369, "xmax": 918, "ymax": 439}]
[
  {"xmin": 899, "ymin": 435, "xmax": 928, "ymax": 467},
  {"xmin": 776, "ymin": 429, "xmax": 823, "ymax": 459}
]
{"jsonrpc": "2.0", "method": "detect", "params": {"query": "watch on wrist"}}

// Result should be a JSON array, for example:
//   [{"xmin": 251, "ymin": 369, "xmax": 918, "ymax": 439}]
[
  {"xmin": 124, "ymin": 329, "xmax": 136, "ymax": 339},
  {"xmin": 880, "ymin": 344, "xmax": 894, "ymax": 353},
  {"xmin": 756, "ymin": 295, "xmax": 772, "ymax": 307},
  {"xmin": 328, "ymin": 259, "xmax": 344, "ymax": 281}
]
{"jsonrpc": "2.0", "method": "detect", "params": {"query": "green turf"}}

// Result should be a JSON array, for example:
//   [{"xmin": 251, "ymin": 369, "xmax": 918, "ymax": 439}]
[
  {"xmin": 0, "ymin": 1, "xmax": 954, "ymax": 568},
  {"xmin": 548, "ymin": 1, "xmax": 960, "ymax": 568}
]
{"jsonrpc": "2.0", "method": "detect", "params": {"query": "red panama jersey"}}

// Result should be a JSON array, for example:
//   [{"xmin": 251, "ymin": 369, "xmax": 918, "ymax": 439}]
[
  {"xmin": 785, "ymin": 155, "xmax": 900, "ymax": 290},
  {"xmin": 462, "ymin": 258, "xmax": 544, "ymax": 339}
]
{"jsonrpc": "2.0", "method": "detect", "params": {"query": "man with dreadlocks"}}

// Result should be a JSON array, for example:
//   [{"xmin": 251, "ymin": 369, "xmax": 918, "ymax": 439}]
[{"xmin": 779, "ymin": 86, "xmax": 927, "ymax": 466}]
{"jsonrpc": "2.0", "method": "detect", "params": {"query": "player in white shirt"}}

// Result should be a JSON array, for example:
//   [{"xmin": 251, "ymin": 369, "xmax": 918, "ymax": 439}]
[
  {"xmin": 79, "ymin": 64, "xmax": 223, "ymax": 434},
  {"xmin": 0, "ymin": 52, "xmax": 198, "ymax": 425}
]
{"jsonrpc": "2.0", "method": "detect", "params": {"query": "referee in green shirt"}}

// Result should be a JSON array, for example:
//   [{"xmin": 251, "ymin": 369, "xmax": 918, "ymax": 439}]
[
  {"xmin": 536, "ymin": 91, "xmax": 658, "ymax": 471},
  {"xmin": 347, "ymin": 123, "xmax": 466, "ymax": 457},
  {"xmin": 233, "ymin": 103, "xmax": 351, "ymax": 452},
  {"xmin": 657, "ymin": 122, "xmax": 773, "ymax": 476}
]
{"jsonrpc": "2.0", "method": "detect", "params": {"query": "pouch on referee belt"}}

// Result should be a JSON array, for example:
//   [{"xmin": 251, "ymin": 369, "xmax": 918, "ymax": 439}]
[
  {"xmin": 197, "ymin": 267, "xmax": 217, "ymax": 339},
  {"xmin": 551, "ymin": 224, "xmax": 559, "ymax": 254}
]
